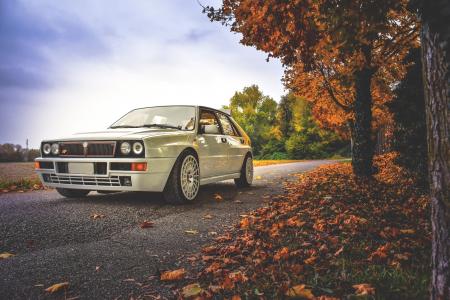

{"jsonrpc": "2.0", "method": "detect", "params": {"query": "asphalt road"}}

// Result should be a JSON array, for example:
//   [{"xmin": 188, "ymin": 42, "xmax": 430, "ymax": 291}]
[{"xmin": 0, "ymin": 160, "xmax": 332, "ymax": 300}]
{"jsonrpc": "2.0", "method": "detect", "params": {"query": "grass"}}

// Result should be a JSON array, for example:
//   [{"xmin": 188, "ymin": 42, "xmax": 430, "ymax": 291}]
[
  {"xmin": 0, "ymin": 162, "xmax": 42, "ymax": 192},
  {"xmin": 253, "ymin": 160, "xmax": 304, "ymax": 167}
]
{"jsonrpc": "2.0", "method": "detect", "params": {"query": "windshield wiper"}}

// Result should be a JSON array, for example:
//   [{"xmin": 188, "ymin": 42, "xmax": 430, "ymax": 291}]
[
  {"xmin": 110, "ymin": 125, "xmax": 140, "ymax": 129},
  {"xmin": 142, "ymin": 124, "xmax": 182, "ymax": 130}
]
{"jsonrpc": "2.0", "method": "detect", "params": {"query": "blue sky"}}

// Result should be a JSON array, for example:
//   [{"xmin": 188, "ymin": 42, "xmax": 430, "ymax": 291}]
[{"xmin": 0, "ymin": 0, "xmax": 284, "ymax": 148}]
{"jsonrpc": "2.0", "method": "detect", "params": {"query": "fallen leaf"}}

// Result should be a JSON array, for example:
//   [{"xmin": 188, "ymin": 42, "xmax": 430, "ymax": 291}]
[
  {"xmin": 285, "ymin": 284, "xmax": 314, "ymax": 299},
  {"xmin": 95, "ymin": 266, "xmax": 101, "ymax": 272},
  {"xmin": 232, "ymin": 295, "xmax": 242, "ymax": 300},
  {"xmin": 90, "ymin": 214, "xmax": 105, "ymax": 220},
  {"xmin": 161, "ymin": 268, "xmax": 186, "ymax": 281},
  {"xmin": 185, "ymin": 230, "xmax": 199, "ymax": 235},
  {"xmin": 181, "ymin": 283, "xmax": 203, "ymax": 298},
  {"xmin": 234, "ymin": 200, "xmax": 243, "ymax": 204},
  {"xmin": 240, "ymin": 218, "xmax": 250, "ymax": 229},
  {"xmin": 0, "ymin": 252, "xmax": 15, "ymax": 259},
  {"xmin": 334, "ymin": 246, "xmax": 344, "ymax": 256},
  {"xmin": 45, "ymin": 282, "xmax": 69, "ymax": 293},
  {"xmin": 140, "ymin": 220, "xmax": 154, "ymax": 229},
  {"xmin": 203, "ymin": 214, "xmax": 213, "ymax": 219},
  {"xmin": 255, "ymin": 176, "xmax": 262, "ymax": 180},
  {"xmin": 274, "ymin": 247, "xmax": 289, "ymax": 261},
  {"xmin": 304, "ymin": 256, "xmax": 317, "ymax": 265},
  {"xmin": 353, "ymin": 283, "xmax": 375, "ymax": 295},
  {"xmin": 214, "ymin": 194, "xmax": 223, "ymax": 201},
  {"xmin": 400, "ymin": 229, "xmax": 415, "ymax": 235}
]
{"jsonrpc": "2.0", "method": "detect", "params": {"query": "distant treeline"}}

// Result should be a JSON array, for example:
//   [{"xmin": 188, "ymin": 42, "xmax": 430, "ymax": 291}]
[{"xmin": 0, "ymin": 143, "xmax": 40, "ymax": 162}]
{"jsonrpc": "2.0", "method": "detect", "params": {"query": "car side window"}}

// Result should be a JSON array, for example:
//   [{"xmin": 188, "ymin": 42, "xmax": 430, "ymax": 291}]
[
  {"xmin": 217, "ymin": 113, "xmax": 237, "ymax": 136},
  {"xmin": 199, "ymin": 110, "xmax": 221, "ymax": 134}
]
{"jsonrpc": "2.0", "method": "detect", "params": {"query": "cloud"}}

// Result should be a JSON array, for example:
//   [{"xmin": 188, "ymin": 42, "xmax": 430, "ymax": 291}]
[{"xmin": 0, "ymin": 0, "xmax": 285, "ymax": 147}]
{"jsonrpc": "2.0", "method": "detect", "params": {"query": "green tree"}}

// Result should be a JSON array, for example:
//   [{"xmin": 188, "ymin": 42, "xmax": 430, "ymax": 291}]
[
  {"xmin": 227, "ymin": 85, "xmax": 277, "ymax": 155},
  {"xmin": 277, "ymin": 93, "xmax": 296, "ymax": 137}
]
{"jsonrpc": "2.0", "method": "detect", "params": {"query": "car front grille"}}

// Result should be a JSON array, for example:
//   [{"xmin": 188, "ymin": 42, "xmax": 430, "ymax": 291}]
[
  {"xmin": 60, "ymin": 141, "xmax": 116, "ymax": 157},
  {"xmin": 44, "ymin": 174, "xmax": 122, "ymax": 187}
]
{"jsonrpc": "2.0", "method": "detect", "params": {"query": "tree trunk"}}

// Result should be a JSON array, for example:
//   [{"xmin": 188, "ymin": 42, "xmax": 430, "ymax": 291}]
[
  {"xmin": 421, "ymin": 13, "xmax": 450, "ymax": 300},
  {"xmin": 352, "ymin": 67, "xmax": 374, "ymax": 177}
]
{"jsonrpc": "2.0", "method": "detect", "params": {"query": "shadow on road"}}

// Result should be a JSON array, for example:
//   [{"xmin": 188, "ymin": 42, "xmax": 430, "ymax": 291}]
[{"xmin": 56, "ymin": 181, "xmax": 266, "ymax": 207}]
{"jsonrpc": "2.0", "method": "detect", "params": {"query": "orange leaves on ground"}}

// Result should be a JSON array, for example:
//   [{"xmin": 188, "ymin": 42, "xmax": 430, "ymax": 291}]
[
  {"xmin": 160, "ymin": 268, "xmax": 186, "ymax": 281},
  {"xmin": 90, "ymin": 213, "xmax": 105, "ymax": 220},
  {"xmin": 353, "ymin": 283, "xmax": 375, "ymax": 296},
  {"xmin": 240, "ymin": 217, "xmax": 250, "ymax": 229},
  {"xmin": 285, "ymin": 284, "xmax": 314, "ymax": 299},
  {"xmin": 0, "ymin": 252, "xmax": 15, "ymax": 259},
  {"xmin": 214, "ymin": 193, "xmax": 223, "ymax": 201},
  {"xmin": 286, "ymin": 216, "xmax": 305, "ymax": 227},
  {"xmin": 181, "ymin": 283, "xmax": 204, "ymax": 298},
  {"xmin": 274, "ymin": 247, "xmax": 289, "ymax": 261},
  {"xmin": 139, "ymin": 220, "xmax": 154, "ymax": 229},
  {"xmin": 175, "ymin": 154, "xmax": 430, "ymax": 299},
  {"xmin": 45, "ymin": 282, "xmax": 69, "ymax": 293}
]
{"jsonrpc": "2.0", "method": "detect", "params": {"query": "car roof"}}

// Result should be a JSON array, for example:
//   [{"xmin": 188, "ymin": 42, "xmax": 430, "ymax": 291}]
[{"xmin": 130, "ymin": 105, "xmax": 231, "ymax": 117}]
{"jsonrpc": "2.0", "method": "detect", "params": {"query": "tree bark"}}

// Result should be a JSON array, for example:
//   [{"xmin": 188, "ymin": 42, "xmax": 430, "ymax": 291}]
[
  {"xmin": 421, "ymin": 12, "xmax": 450, "ymax": 300},
  {"xmin": 352, "ymin": 67, "xmax": 374, "ymax": 177}
]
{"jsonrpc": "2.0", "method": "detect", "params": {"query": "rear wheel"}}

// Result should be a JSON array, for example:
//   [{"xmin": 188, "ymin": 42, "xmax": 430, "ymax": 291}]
[
  {"xmin": 56, "ymin": 188, "xmax": 90, "ymax": 198},
  {"xmin": 234, "ymin": 154, "xmax": 253, "ymax": 187},
  {"xmin": 163, "ymin": 150, "xmax": 200, "ymax": 204}
]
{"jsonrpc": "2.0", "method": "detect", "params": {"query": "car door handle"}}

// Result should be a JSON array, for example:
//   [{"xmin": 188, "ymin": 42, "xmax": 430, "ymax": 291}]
[{"xmin": 221, "ymin": 137, "xmax": 227, "ymax": 143}]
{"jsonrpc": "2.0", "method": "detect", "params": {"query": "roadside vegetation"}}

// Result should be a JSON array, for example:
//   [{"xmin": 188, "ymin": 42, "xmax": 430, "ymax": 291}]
[
  {"xmin": 224, "ymin": 86, "xmax": 350, "ymax": 160},
  {"xmin": 0, "ymin": 163, "xmax": 43, "ymax": 193}
]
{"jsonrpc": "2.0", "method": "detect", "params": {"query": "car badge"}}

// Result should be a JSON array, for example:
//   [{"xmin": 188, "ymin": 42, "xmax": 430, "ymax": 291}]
[{"xmin": 83, "ymin": 142, "xmax": 88, "ymax": 148}]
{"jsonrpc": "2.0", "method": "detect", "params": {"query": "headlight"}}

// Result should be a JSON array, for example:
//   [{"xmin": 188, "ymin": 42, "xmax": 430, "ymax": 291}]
[
  {"xmin": 120, "ymin": 142, "xmax": 131, "ymax": 155},
  {"xmin": 51, "ymin": 143, "xmax": 60, "ymax": 155},
  {"xmin": 133, "ymin": 142, "xmax": 144, "ymax": 155},
  {"xmin": 42, "ymin": 143, "xmax": 51, "ymax": 155}
]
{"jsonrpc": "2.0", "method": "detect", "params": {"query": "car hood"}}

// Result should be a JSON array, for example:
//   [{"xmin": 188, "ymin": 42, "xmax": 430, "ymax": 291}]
[{"xmin": 45, "ymin": 128, "xmax": 191, "ymax": 142}]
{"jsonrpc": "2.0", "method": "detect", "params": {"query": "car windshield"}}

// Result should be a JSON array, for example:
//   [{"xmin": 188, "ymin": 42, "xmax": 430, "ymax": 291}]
[{"xmin": 110, "ymin": 106, "xmax": 196, "ymax": 130}]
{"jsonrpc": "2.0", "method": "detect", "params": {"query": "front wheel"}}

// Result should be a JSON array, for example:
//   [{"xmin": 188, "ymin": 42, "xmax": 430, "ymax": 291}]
[
  {"xmin": 56, "ymin": 188, "xmax": 90, "ymax": 198},
  {"xmin": 234, "ymin": 155, "xmax": 253, "ymax": 187},
  {"xmin": 163, "ymin": 150, "xmax": 200, "ymax": 204}
]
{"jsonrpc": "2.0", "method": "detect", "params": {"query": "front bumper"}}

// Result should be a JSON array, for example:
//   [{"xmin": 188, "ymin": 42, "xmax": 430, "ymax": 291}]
[{"xmin": 35, "ymin": 157, "xmax": 177, "ymax": 192}]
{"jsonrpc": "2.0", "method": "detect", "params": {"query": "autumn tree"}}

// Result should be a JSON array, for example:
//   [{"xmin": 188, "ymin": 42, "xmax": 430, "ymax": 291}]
[
  {"xmin": 203, "ymin": 0, "xmax": 418, "ymax": 177},
  {"xmin": 410, "ymin": 0, "xmax": 450, "ymax": 298}
]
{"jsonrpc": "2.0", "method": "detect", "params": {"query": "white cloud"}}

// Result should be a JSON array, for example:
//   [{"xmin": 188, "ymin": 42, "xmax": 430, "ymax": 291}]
[{"xmin": 7, "ymin": 0, "xmax": 285, "ymax": 147}]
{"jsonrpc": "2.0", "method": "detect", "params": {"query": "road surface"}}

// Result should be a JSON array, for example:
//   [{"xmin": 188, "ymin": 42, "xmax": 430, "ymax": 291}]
[{"xmin": 0, "ymin": 160, "xmax": 332, "ymax": 299}]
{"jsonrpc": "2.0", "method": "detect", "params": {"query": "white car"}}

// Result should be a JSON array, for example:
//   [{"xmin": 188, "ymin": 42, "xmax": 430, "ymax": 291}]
[{"xmin": 35, "ymin": 105, "xmax": 254, "ymax": 203}]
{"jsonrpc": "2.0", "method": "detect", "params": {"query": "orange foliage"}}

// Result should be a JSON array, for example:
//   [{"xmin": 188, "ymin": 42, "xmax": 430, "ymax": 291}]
[{"xmin": 205, "ymin": 0, "xmax": 419, "ymax": 136}]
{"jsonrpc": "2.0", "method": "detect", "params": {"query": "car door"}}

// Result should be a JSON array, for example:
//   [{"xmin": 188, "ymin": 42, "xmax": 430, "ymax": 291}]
[
  {"xmin": 196, "ymin": 109, "xmax": 229, "ymax": 178},
  {"xmin": 216, "ymin": 112, "xmax": 245, "ymax": 173}
]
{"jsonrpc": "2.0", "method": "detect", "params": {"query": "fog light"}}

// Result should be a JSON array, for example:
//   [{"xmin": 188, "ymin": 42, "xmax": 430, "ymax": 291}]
[
  {"xmin": 120, "ymin": 176, "xmax": 132, "ymax": 186},
  {"xmin": 131, "ymin": 162, "xmax": 147, "ymax": 172}
]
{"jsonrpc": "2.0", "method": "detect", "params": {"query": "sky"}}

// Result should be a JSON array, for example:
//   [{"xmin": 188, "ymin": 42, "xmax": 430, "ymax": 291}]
[{"xmin": 0, "ymin": 0, "xmax": 285, "ymax": 148}]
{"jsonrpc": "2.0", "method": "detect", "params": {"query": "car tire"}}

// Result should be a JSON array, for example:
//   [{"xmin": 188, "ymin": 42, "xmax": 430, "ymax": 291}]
[
  {"xmin": 56, "ymin": 188, "xmax": 90, "ymax": 198},
  {"xmin": 163, "ymin": 150, "xmax": 200, "ymax": 204},
  {"xmin": 234, "ymin": 154, "xmax": 253, "ymax": 187}
]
